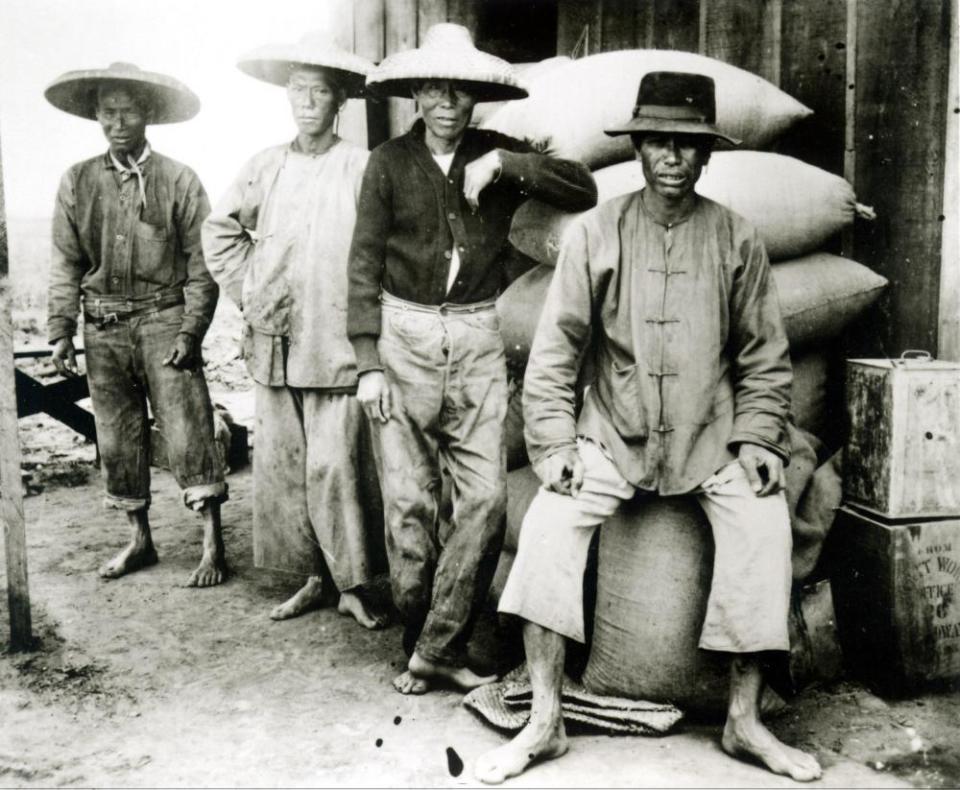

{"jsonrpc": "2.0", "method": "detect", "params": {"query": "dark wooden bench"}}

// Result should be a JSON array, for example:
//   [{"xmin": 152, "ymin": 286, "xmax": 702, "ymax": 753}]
[{"xmin": 14, "ymin": 346, "xmax": 97, "ymax": 442}]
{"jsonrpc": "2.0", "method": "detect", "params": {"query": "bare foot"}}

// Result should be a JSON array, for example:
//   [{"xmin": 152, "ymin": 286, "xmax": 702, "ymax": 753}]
[
  {"xmin": 337, "ymin": 590, "xmax": 388, "ymax": 630},
  {"xmin": 186, "ymin": 549, "xmax": 229, "ymax": 588},
  {"xmin": 393, "ymin": 670, "xmax": 430, "ymax": 695},
  {"xmin": 98, "ymin": 543, "xmax": 158, "ymax": 579},
  {"xmin": 407, "ymin": 651, "xmax": 497, "ymax": 692},
  {"xmin": 722, "ymin": 714, "xmax": 822, "ymax": 781},
  {"xmin": 475, "ymin": 718, "xmax": 568, "ymax": 784},
  {"xmin": 270, "ymin": 577, "xmax": 325, "ymax": 620}
]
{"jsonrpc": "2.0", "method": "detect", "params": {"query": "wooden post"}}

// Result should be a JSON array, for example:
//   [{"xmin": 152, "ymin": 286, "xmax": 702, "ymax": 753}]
[
  {"xmin": 355, "ymin": 0, "xmax": 390, "ymax": 150},
  {"xmin": 938, "ymin": 0, "xmax": 959, "ymax": 361},
  {"xmin": 385, "ymin": 0, "xmax": 418, "ymax": 137},
  {"xmin": 0, "ymin": 130, "xmax": 34, "ymax": 652}
]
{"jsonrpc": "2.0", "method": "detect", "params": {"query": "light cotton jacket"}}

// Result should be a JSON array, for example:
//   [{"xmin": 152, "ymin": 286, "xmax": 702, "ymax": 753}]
[
  {"xmin": 523, "ymin": 190, "xmax": 793, "ymax": 495},
  {"xmin": 202, "ymin": 139, "xmax": 368, "ymax": 389}
]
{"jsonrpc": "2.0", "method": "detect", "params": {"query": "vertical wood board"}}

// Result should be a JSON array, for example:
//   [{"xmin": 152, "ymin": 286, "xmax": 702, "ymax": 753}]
[
  {"xmin": 0, "ymin": 133, "xmax": 33, "ymax": 651},
  {"xmin": 418, "ymin": 0, "xmax": 449, "ymax": 40},
  {"xmin": 852, "ymin": 0, "xmax": 951, "ymax": 355},
  {"xmin": 385, "ymin": 0, "xmax": 419, "ymax": 136},
  {"xmin": 651, "ymin": 0, "xmax": 700, "ymax": 53},
  {"xmin": 700, "ymin": 0, "xmax": 766, "ymax": 73},
  {"xmin": 938, "ymin": 0, "xmax": 960, "ymax": 361},
  {"xmin": 777, "ymin": 0, "xmax": 847, "ymax": 175}
]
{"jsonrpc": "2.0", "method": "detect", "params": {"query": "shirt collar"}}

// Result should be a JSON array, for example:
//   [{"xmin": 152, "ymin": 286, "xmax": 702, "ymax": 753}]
[{"xmin": 105, "ymin": 141, "xmax": 152, "ymax": 172}]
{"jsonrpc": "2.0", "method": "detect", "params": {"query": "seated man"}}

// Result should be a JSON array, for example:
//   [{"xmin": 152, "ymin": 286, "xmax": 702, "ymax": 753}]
[{"xmin": 476, "ymin": 72, "xmax": 822, "ymax": 784}]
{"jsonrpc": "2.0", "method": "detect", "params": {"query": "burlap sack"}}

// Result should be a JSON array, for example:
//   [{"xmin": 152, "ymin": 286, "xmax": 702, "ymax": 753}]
[
  {"xmin": 510, "ymin": 153, "xmax": 870, "ymax": 267},
  {"xmin": 482, "ymin": 49, "xmax": 811, "ymax": 169},
  {"xmin": 497, "ymin": 254, "xmax": 887, "ymax": 368}
]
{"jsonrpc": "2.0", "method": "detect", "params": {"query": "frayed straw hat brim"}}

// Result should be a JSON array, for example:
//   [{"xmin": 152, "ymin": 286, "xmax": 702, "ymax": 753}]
[
  {"xmin": 237, "ymin": 38, "xmax": 373, "ymax": 98},
  {"xmin": 44, "ymin": 64, "xmax": 200, "ymax": 123},
  {"xmin": 366, "ymin": 23, "xmax": 527, "ymax": 103}
]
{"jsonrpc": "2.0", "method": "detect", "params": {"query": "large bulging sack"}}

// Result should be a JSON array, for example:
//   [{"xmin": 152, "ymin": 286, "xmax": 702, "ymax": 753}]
[
  {"xmin": 510, "ymin": 153, "xmax": 868, "ymax": 266},
  {"xmin": 791, "ymin": 350, "xmax": 829, "ymax": 440},
  {"xmin": 471, "ymin": 57, "xmax": 571, "ymax": 127},
  {"xmin": 581, "ymin": 426, "xmax": 819, "ymax": 712},
  {"xmin": 481, "ymin": 50, "xmax": 812, "ymax": 169},
  {"xmin": 497, "ymin": 254, "xmax": 887, "ymax": 367}
]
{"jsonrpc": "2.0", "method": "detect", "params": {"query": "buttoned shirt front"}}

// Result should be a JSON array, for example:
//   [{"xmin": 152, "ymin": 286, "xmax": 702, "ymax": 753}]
[
  {"xmin": 347, "ymin": 119, "xmax": 597, "ymax": 373},
  {"xmin": 47, "ymin": 147, "xmax": 216, "ymax": 343},
  {"xmin": 523, "ymin": 191, "xmax": 793, "ymax": 496}
]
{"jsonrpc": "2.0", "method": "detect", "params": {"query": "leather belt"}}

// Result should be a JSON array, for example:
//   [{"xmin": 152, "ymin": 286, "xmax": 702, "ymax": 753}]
[{"xmin": 84, "ymin": 292, "xmax": 185, "ymax": 329}]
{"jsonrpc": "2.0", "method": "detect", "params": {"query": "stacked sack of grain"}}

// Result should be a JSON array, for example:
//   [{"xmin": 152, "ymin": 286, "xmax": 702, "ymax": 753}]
[{"xmin": 482, "ymin": 50, "xmax": 886, "ymax": 711}]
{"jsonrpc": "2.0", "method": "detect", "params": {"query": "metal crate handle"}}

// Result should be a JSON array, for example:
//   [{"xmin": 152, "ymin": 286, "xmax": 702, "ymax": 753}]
[{"xmin": 892, "ymin": 349, "xmax": 933, "ymax": 366}]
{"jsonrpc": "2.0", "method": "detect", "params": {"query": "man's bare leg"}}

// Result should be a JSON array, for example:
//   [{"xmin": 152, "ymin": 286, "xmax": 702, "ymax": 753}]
[
  {"xmin": 270, "ymin": 575, "xmax": 326, "ymax": 620},
  {"xmin": 475, "ymin": 622, "xmax": 569, "ymax": 784},
  {"xmin": 99, "ymin": 509, "xmax": 158, "ymax": 578},
  {"xmin": 392, "ymin": 650, "xmax": 497, "ymax": 695},
  {"xmin": 338, "ymin": 587, "xmax": 389, "ymax": 630},
  {"xmin": 722, "ymin": 655, "xmax": 822, "ymax": 781},
  {"xmin": 187, "ymin": 500, "xmax": 228, "ymax": 587}
]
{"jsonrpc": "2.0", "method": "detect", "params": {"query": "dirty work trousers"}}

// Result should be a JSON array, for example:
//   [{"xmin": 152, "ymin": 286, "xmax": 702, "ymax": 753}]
[
  {"xmin": 374, "ymin": 292, "xmax": 508, "ymax": 667},
  {"xmin": 83, "ymin": 303, "xmax": 226, "ymax": 512},
  {"xmin": 253, "ymin": 385, "xmax": 382, "ymax": 593},
  {"xmin": 499, "ymin": 438, "xmax": 792, "ymax": 652}
]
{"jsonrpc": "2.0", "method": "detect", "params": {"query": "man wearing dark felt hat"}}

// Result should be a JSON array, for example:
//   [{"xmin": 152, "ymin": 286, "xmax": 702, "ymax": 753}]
[
  {"xmin": 45, "ymin": 63, "xmax": 228, "ymax": 587},
  {"xmin": 477, "ymin": 72, "xmax": 821, "ymax": 783}
]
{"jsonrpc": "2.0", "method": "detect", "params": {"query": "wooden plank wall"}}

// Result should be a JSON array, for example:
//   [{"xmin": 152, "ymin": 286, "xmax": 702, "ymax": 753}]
[
  {"xmin": 0, "ymin": 130, "xmax": 34, "ymax": 651},
  {"xmin": 352, "ymin": 0, "xmax": 952, "ymax": 357},
  {"xmin": 551, "ymin": 0, "xmax": 952, "ymax": 356}
]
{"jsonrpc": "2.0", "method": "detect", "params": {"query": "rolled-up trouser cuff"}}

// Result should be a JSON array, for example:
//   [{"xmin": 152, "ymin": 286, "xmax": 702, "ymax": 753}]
[
  {"xmin": 183, "ymin": 482, "xmax": 229, "ymax": 512},
  {"xmin": 104, "ymin": 493, "xmax": 150, "ymax": 512}
]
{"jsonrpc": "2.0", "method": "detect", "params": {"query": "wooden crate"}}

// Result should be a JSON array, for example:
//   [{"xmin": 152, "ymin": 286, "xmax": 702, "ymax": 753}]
[
  {"xmin": 844, "ymin": 357, "xmax": 960, "ymax": 518},
  {"xmin": 830, "ymin": 505, "xmax": 960, "ymax": 694}
]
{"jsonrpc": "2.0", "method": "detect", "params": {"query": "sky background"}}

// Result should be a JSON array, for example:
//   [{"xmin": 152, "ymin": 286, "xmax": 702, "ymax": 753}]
[{"xmin": 0, "ymin": 0, "xmax": 367, "ymax": 221}]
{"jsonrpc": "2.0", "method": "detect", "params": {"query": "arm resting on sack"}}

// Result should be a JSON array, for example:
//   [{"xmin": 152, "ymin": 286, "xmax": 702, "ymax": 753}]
[{"xmin": 494, "ymin": 135, "xmax": 597, "ymax": 212}]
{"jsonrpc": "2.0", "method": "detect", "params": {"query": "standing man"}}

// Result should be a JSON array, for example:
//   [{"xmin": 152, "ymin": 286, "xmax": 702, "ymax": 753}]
[
  {"xmin": 46, "ymin": 63, "xmax": 228, "ymax": 587},
  {"xmin": 203, "ymin": 34, "xmax": 386, "ymax": 628},
  {"xmin": 476, "ymin": 72, "xmax": 822, "ymax": 783},
  {"xmin": 348, "ymin": 24, "xmax": 597, "ymax": 694}
]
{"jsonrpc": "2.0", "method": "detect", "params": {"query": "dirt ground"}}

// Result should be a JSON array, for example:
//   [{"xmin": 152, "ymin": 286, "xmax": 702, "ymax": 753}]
[{"xmin": 3, "ymin": 226, "xmax": 959, "ymax": 788}]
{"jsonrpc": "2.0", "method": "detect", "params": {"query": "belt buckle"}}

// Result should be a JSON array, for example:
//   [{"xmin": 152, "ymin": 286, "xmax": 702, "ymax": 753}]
[{"xmin": 99, "ymin": 312, "xmax": 119, "ymax": 328}]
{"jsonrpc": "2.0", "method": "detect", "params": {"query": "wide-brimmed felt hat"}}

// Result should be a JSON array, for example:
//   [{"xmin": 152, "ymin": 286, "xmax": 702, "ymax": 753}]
[
  {"xmin": 237, "ymin": 32, "xmax": 373, "ymax": 99},
  {"xmin": 44, "ymin": 62, "xmax": 200, "ymax": 124},
  {"xmin": 604, "ymin": 71, "xmax": 740, "ymax": 145},
  {"xmin": 366, "ymin": 23, "xmax": 527, "ymax": 103}
]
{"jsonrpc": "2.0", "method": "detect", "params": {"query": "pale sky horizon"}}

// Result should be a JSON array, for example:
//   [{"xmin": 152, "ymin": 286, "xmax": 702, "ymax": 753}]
[{"xmin": 0, "ymin": 0, "xmax": 369, "ymax": 222}]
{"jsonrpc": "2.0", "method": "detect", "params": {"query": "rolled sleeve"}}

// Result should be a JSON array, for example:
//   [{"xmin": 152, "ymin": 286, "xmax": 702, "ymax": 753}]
[{"xmin": 496, "ymin": 145, "xmax": 597, "ymax": 212}]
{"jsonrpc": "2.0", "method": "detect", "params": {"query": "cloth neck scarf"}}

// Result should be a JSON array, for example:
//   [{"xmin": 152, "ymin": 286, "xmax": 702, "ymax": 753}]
[{"xmin": 110, "ymin": 142, "xmax": 151, "ymax": 212}]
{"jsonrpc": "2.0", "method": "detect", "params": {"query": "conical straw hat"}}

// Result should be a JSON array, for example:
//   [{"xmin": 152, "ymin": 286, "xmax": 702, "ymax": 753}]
[
  {"xmin": 366, "ymin": 23, "xmax": 527, "ymax": 103},
  {"xmin": 237, "ymin": 31, "xmax": 373, "ymax": 99},
  {"xmin": 45, "ymin": 62, "xmax": 200, "ymax": 123}
]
